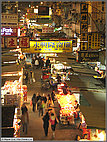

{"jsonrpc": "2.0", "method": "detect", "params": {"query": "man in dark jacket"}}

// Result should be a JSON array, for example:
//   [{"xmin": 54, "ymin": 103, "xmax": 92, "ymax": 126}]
[
  {"xmin": 42, "ymin": 112, "xmax": 50, "ymax": 136},
  {"xmin": 46, "ymin": 58, "xmax": 50, "ymax": 68}
]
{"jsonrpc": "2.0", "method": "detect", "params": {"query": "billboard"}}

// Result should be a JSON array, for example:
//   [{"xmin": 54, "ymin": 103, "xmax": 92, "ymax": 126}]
[
  {"xmin": 19, "ymin": 37, "xmax": 30, "ymax": 48},
  {"xmin": 22, "ymin": 41, "xmax": 72, "ymax": 53},
  {"xmin": 6, "ymin": 37, "xmax": 17, "ymax": 48},
  {"xmin": 1, "ymin": 27, "xmax": 17, "ymax": 36}
]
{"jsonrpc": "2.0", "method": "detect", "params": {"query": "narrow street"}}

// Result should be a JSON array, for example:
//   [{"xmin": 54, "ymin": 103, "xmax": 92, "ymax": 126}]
[{"xmin": 20, "ymin": 67, "xmax": 83, "ymax": 140}]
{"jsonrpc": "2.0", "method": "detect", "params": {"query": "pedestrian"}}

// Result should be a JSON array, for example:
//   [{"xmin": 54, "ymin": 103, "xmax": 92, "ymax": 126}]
[
  {"xmin": 32, "ymin": 57, "xmax": 35, "ymax": 68},
  {"xmin": 35, "ymin": 57, "xmax": 39, "ymax": 69},
  {"xmin": 50, "ymin": 78, "xmax": 55, "ymax": 91},
  {"xmin": 50, "ymin": 113, "xmax": 59, "ymax": 138},
  {"xmin": 32, "ymin": 71, "xmax": 35, "ymax": 82},
  {"xmin": 30, "ymin": 70, "xmax": 33, "ymax": 84},
  {"xmin": 56, "ymin": 74, "xmax": 61, "ymax": 84},
  {"xmin": 42, "ymin": 111, "xmax": 50, "ymax": 137},
  {"xmin": 51, "ymin": 91, "xmax": 55, "ymax": 103},
  {"xmin": 40, "ymin": 58, "xmax": 44, "ymax": 69},
  {"xmin": 32, "ymin": 94, "xmax": 37, "ymax": 112},
  {"xmin": 37, "ymin": 93, "xmax": 42, "ymax": 102},
  {"xmin": 24, "ymin": 71, "xmax": 28, "ymax": 84},
  {"xmin": 38, "ymin": 100, "xmax": 42, "ymax": 117},
  {"xmin": 41, "ymin": 100, "xmax": 45, "ymax": 116},
  {"xmin": 21, "ymin": 103, "xmax": 29, "ymax": 134},
  {"xmin": 46, "ymin": 58, "xmax": 50, "ymax": 68}
]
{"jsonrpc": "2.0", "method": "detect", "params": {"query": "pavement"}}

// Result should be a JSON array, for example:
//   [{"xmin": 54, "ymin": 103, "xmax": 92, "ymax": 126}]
[{"xmin": 20, "ymin": 67, "xmax": 83, "ymax": 141}]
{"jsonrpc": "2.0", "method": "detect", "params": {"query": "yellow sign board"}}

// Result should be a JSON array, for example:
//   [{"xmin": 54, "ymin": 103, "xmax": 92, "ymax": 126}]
[
  {"xmin": 22, "ymin": 41, "xmax": 72, "ymax": 53},
  {"xmin": 27, "ymin": 13, "xmax": 51, "ymax": 19},
  {"xmin": 88, "ymin": 33, "xmax": 101, "ymax": 50}
]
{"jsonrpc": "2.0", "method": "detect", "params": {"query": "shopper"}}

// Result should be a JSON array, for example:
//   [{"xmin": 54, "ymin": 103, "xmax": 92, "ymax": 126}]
[
  {"xmin": 38, "ymin": 100, "xmax": 42, "ymax": 117},
  {"xmin": 50, "ymin": 113, "xmax": 59, "ymax": 138},
  {"xmin": 21, "ymin": 103, "xmax": 29, "ymax": 134},
  {"xmin": 56, "ymin": 74, "xmax": 61, "ymax": 84},
  {"xmin": 32, "ymin": 94, "xmax": 37, "ymax": 112},
  {"xmin": 40, "ymin": 58, "xmax": 44, "ymax": 69},
  {"xmin": 51, "ymin": 91, "xmax": 55, "ymax": 103},
  {"xmin": 35, "ymin": 57, "xmax": 39, "ymax": 69},
  {"xmin": 46, "ymin": 58, "xmax": 50, "ymax": 68},
  {"xmin": 24, "ymin": 71, "xmax": 28, "ymax": 84},
  {"xmin": 32, "ymin": 57, "xmax": 35, "ymax": 68},
  {"xmin": 42, "ymin": 112, "xmax": 50, "ymax": 136}
]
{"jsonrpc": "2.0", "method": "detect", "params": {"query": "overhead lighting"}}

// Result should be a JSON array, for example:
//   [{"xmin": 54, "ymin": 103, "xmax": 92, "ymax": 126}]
[{"xmin": 41, "ymin": 2, "xmax": 43, "ymax": 4}]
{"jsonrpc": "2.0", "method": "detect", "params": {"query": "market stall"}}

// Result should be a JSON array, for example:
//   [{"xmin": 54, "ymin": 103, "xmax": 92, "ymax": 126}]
[{"xmin": 1, "ymin": 69, "xmax": 27, "ymax": 137}]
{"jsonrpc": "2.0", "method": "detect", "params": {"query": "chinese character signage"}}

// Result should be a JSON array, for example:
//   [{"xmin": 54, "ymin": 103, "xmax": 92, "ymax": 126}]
[
  {"xmin": 1, "ymin": 27, "xmax": 18, "ymax": 36},
  {"xmin": 88, "ymin": 33, "xmax": 101, "ymax": 50},
  {"xmin": 19, "ymin": 37, "xmax": 30, "ymax": 48},
  {"xmin": 6, "ymin": 37, "xmax": 17, "ymax": 48},
  {"xmin": 1, "ymin": 37, "xmax": 4, "ymax": 48},
  {"xmin": 22, "ymin": 41, "xmax": 72, "ymax": 53},
  {"xmin": 80, "ymin": 42, "xmax": 88, "ymax": 51},
  {"xmin": 80, "ymin": 33, "xmax": 88, "ymax": 41},
  {"xmin": 81, "ymin": 3, "xmax": 88, "ymax": 13},
  {"xmin": 80, "ymin": 2, "xmax": 88, "ymax": 50},
  {"xmin": 78, "ymin": 51, "xmax": 99, "ymax": 62}
]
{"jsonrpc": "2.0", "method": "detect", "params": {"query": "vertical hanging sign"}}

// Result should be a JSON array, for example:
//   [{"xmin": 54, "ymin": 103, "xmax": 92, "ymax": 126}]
[{"xmin": 80, "ymin": 3, "xmax": 88, "ymax": 51}]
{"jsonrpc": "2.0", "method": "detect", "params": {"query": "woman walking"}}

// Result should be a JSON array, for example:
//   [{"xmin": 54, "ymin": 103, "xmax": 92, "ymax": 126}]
[
  {"xmin": 21, "ymin": 103, "xmax": 29, "ymax": 134},
  {"xmin": 32, "ymin": 94, "xmax": 37, "ymax": 112},
  {"xmin": 50, "ymin": 113, "xmax": 59, "ymax": 138},
  {"xmin": 42, "ymin": 112, "xmax": 50, "ymax": 137}
]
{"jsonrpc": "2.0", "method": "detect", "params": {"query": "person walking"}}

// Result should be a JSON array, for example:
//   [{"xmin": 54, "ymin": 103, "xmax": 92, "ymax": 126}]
[
  {"xmin": 32, "ymin": 94, "xmax": 37, "ymax": 112},
  {"xmin": 38, "ymin": 100, "xmax": 42, "ymax": 117},
  {"xmin": 21, "ymin": 103, "xmax": 29, "ymax": 134},
  {"xmin": 42, "ymin": 112, "xmax": 50, "ymax": 137},
  {"xmin": 24, "ymin": 71, "xmax": 28, "ymax": 84},
  {"xmin": 51, "ymin": 91, "xmax": 55, "ymax": 103},
  {"xmin": 46, "ymin": 58, "xmax": 50, "ymax": 68},
  {"xmin": 35, "ymin": 57, "xmax": 39, "ymax": 69},
  {"xmin": 50, "ymin": 113, "xmax": 59, "ymax": 138}
]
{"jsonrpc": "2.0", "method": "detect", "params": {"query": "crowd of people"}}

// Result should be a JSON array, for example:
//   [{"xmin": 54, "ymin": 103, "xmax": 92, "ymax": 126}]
[{"xmin": 20, "ymin": 90, "xmax": 58, "ymax": 138}]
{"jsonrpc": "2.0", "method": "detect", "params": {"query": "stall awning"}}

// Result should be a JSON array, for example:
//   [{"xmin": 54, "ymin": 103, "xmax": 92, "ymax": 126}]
[{"xmin": 80, "ymin": 106, "xmax": 105, "ymax": 130}]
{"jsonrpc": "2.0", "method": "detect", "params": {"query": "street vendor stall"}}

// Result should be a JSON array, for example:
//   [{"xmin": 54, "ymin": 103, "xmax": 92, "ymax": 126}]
[{"xmin": 1, "ymin": 69, "xmax": 27, "ymax": 137}]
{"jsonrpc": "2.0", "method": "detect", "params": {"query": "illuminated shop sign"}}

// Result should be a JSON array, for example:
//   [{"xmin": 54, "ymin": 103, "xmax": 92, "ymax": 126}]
[
  {"xmin": 22, "ymin": 41, "xmax": 72, "ymax": 53},
  {"xmin": 78, "ymin": 51, "xmax": 99, "ymax": 62},
  {"xmin": 1, "ymin": 27, "xmax": 17, "ymax": 36}
]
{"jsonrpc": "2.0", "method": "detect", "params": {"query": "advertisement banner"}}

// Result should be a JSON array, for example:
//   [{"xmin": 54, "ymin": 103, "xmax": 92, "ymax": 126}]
[
  {"xmin": 19, "ymin": 37, "xmax": 30, "ymax": 48},
  {"xmin": 78, "ymin": 51, "xmax": 99, "ymax": 62},
  {"xmin": 6, "ymin": 37, "xmax": 17, "ymax": 48},
  {"xmin": 27, "ymin": 13, "xmax": 50, "ymax": 19},
  {"xmin": 22, "ymin": 41, "xmax": 72, "ymax": 53},
  {"xmin": 1, "ymin": 37, "xmax": 4, "ymax": 48},
  {"xmin": 1, "ymin": 27, "xmax": 17, "ymax": 36}
]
